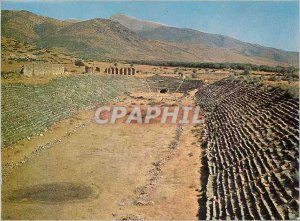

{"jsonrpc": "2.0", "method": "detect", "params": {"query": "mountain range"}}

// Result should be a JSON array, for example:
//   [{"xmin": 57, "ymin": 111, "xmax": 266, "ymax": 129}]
[{"xmin": 1, "ymin": 10, "xmax": 298, "ymax": 66}]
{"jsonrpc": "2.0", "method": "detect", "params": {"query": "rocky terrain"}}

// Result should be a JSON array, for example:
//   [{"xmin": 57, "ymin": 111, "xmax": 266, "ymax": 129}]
[{"xmin": 196, "ymin": 79, "xmax": 299, "ymax": 220}]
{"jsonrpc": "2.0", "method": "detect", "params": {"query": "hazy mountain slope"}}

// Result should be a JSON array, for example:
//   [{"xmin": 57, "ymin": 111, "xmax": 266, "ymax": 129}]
[
  {"xmin": 110, "ymin": 13, "xmax": 163, "ymax": 31},
  {"xmin": 139, "ymin": 26, "xmax": 252, "ymax": 49},
  {"xmin": 38, "ymin": 18, "xmax": 213, "ymax": 61},
  {"xmin": 112, "ymin": 14, "xmax": 299, "ymax": 65},
  {"xmin": 1, "ymin": 10, "xmax": 298, "ymax": 66},
  {"xmin": 38, "ymin": 18, "xmax": 202, "ymax": 61},
  {"xmin": 138, "ymin": 26, "xmax": 298, "ymax": 64},
  {"xmin": 39, "ymin": 18, "xmax": 146, "ymax": 59},
  {"xmin": 64, "ymin": 19, "xmax": 82, "ymax": 23}
]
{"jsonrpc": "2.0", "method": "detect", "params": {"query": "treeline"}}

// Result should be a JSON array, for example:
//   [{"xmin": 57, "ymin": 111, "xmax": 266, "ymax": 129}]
[{"xmin": 128, "ymin": 60, "xmax": 297, "ymax": 74}]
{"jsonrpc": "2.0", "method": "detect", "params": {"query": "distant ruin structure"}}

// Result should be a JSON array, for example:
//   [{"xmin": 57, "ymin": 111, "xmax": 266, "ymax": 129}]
[
  {"xmin": 104, "ymin": 67, "xmax": 136, "ymax": 75},
  {"xmin": 21, "ymin": 63, "xmax": 65, "ymax": 77},
  {"xmin": 85, "ymin": 66, "xmax": 93, "ymax": 74}
]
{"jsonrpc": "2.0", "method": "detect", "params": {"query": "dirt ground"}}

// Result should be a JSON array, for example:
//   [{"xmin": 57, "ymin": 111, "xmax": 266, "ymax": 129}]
[{"xmin": 2, "ymin": 91, "xmax": 202, "ymax": 220}]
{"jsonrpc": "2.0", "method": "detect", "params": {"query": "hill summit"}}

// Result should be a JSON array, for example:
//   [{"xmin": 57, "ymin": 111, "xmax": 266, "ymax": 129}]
[{"xmin": 110, "ymin": 13, "xmax": 164, "ymax": 31}]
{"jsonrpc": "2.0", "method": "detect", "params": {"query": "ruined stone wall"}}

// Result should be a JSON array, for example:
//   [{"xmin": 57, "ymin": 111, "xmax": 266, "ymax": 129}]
[
  {"xmin": 22, "ymin": 64, "xmax": 34, "ymax": 77},
  {"xmin": 104, "ymin": 67, "xmax": 136, "ymax": 75},
  {"xmin": 22, "ymin": 63, "xmax": 65, "ymax": 77}
]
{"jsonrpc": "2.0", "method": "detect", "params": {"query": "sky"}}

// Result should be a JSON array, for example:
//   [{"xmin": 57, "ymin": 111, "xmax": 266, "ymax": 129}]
[{"xmin": 1, "ymin": 1, "xmax": 299, "ymax": 52}]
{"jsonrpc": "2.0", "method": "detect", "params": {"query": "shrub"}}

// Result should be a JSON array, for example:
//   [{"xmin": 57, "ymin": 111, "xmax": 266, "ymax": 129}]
[
  {"xmin": 75, "ymin": 59, "xmax": 84, "ymax": 66},
  {"xmin": 242, "ymin": 69, "xmax": 250, "ymax": 75},
  {"xmin": 283, "ymin": 85, "xmax": 299, "ymax": 98},
  {"xmin": 1, "ymin": 71, "xmax": 19, "ymax": 79},
  {"xmin": 258, "ymin": 75, "xmax": 265, "ymax": 82},
  {"xmin": 191, "ymin": 72, "xmax": 197, "ymax": 78},
  {"xmin": 227, "ymin": 74, "xmax": 235, "ymax": 80},
  {"xmin": 126, "ymin": 60, "xmax": 295, "ymax": 74}
]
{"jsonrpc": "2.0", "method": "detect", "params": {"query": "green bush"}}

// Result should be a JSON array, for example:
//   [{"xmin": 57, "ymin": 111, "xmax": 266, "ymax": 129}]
[
  {"xmin": 126, "ymin": 60, "xmax": 294, "ymax": 74},
  {"xmin": 269, "ymin": 76, "xmax": 275, "ymax": 81},
  {"xmin": 1, "ymin": 71, "xmax": 19, "ymax": 79},
  {"xmin": 243, "ymin": 69, "xmax": 250, "ymax": 75},
  {"xmin": 75, "ymin": 59, "xmax": 85, "ymax": 66}
]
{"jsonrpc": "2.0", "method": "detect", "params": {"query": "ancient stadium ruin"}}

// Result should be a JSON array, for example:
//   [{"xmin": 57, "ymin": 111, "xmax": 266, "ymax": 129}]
[{"xmin": 2, "ymin": 74, "xmax": 299, "ymax": 220}]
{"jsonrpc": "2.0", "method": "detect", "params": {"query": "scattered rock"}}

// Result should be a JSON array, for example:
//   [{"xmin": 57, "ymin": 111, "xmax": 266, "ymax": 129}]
[
  {"xmin": 134, "ymin": 199, "xmax": 154, "ymax": 206},
  {"xmin": 118, "ymin": 199, "xmax": 126, "ymax": 207},
  {"xmin": 116, "ymin": 214, "xmax": 144, "ymax": 220}
]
